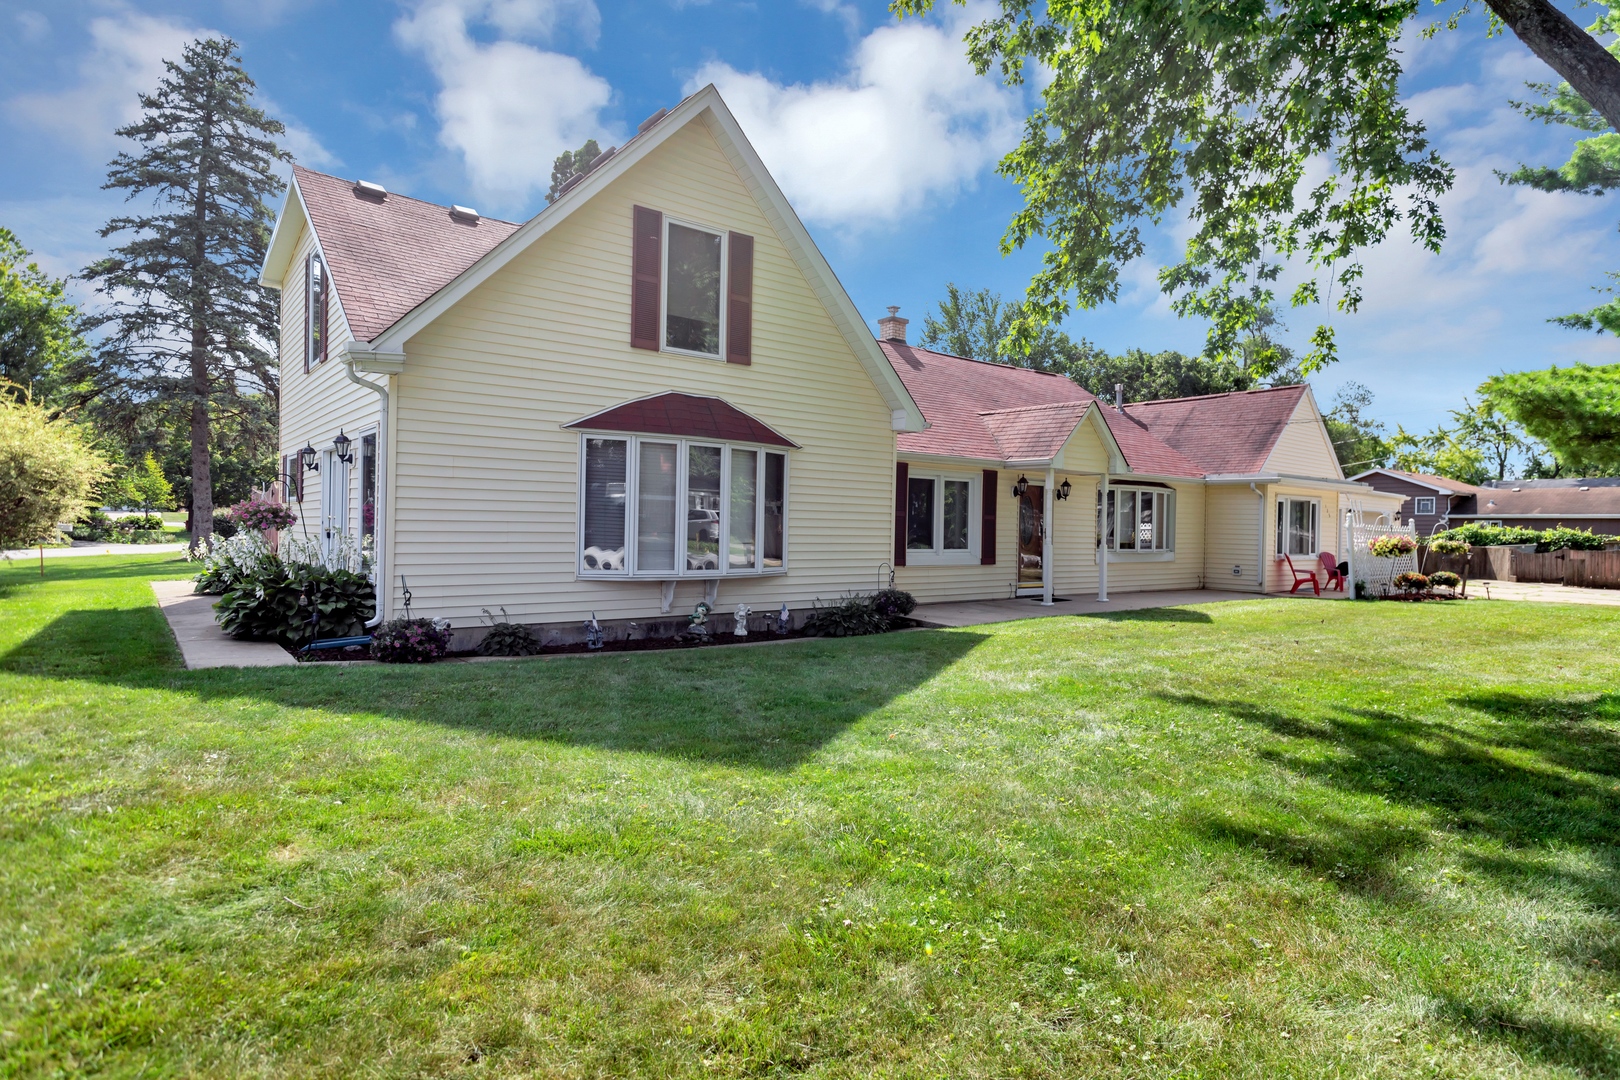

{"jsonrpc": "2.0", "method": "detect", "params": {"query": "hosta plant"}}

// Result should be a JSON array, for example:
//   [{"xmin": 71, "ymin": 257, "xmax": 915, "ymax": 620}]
[{"xmin": 477, "ymin": 609, "xmax": 541, "ymax": 656}]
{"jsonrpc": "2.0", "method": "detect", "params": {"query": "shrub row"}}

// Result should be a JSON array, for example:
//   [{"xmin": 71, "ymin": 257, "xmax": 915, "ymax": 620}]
[
  {"xmin": 803, "ymin": 588, "xmax": 917, "ymax": 637},
  {"xmin": 1429, "ymin": 523, "xmax": 1616, "ymax": 552}
]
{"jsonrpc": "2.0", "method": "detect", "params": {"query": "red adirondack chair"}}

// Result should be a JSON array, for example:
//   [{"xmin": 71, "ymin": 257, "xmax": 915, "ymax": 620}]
[
  {"xmin": 1318, "ymin": 552, "xmax": 1347, "ymax": 592},
  {"xmin": 1282, "ymin": 553, "xmax": 1320, "ymax": 595}
]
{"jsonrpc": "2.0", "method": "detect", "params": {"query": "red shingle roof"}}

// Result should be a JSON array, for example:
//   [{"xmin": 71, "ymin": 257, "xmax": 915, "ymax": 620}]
[
  {"xmin": 1094, "ymin": 407, "xmax": 1208, "ymax": 478},
  {"xmin": 293, "ymin": 166, "xmax": 521, "ymax": 342},
  {"xmin": 564, "ymin": 392, "xmax": 799, "ymax": 447},
  {"xmin": 1119, "ymin": 385, "xmax": 1310, "ymax": 475}
]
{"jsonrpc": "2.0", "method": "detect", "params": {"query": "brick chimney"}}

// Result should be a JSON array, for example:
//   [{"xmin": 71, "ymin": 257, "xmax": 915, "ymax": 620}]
[{"xmin": 878, "ymin": 305, "xmax": 908, "ymax": 343}]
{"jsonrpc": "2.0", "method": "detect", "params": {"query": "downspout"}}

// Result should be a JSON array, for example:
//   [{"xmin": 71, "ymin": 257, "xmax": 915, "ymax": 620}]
[
  {"xmin": 345, "ymin": 360, "xmax": 389, "ymax": 628},
  {"xmin": 1250, "ymin": 483, "xmax": 1266, "ymax": 594}
]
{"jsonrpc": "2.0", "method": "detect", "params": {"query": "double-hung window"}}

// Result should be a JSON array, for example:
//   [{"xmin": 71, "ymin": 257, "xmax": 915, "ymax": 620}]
[
  {"xmin": 905, "ymin": 472, "xmax": 978, "ymax": 563},
  {"xmin": 1099, "ymin": 486, "xmax": 1176, "ymax": 552},
  {"xmin": 1275, "ymin": 497, "xmax": 1320, "ymax": 556},
  {"xmin": 579, "ymin": 435, "xmax": 786, "ymax": 577}
]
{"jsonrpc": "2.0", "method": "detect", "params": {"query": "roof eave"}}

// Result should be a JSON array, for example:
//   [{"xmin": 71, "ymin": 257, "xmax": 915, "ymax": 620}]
[{"xmin": 259, "ymin": 178, "xmax": 309, "ymax": 289}]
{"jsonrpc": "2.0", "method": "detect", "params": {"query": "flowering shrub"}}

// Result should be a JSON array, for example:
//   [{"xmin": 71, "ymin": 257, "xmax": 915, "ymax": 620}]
[
  {"xmin": 1428, "ymin": 571, "xmax": 1462, "ymax": 590},
  {"xmin": 372, "ymin": 617, "xmax": 452, "ymax": 663},
  {"xmin": 1427, "ymin": 536, "xmax": 1471, "ymax": 557},
  {"xmin": 871, "ymin": 588, "xmax": 918, "ymax": 620},
  {"xmin": 1368, "ymin": 534, "xmax": 1418, "ymax": 558},
  {"xmin": 1393, "ymin": 571, "xmax": 1430, "ymax": 593},
  {"xmin": 226, "ymin": 496, "xmax": 296, "ymax": 532}
]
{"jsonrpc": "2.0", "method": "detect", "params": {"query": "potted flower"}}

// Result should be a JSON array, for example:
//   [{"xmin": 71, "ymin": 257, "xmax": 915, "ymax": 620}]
[
  {"xmin": 1427, "ymin": 535, "xmax": 1472, "ymax": 597},
  {"xmin": 227, "ymin": 495, "xmax": 297, "ymax": 554}
]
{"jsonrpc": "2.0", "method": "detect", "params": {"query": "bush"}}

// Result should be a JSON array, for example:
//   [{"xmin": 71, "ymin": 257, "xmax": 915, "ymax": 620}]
[
  {"xmin": 1429, "ymin": 571, "xmax": 1462, "ymax": 590},
  {"xmin": 213, "ymin": 554, "xmax": 375, "ymax": 645},
  {"xmin": 190, "ymin": 531, "xmax": 272, "ymax": 594},
  {"xmin": 477, "ymin": 609, "xmax": 541, "ymax": 656},
  {"xmin": 1536, "ymin": 526, "xmax": 1613, "ymax": 552},
  {"xmin": 1393, "ymin": 571, "xmax": 1430, "ymax": 593},
  {"xmin": 1430, "ymin": 523, "xmax": 1617, "ymax": 552},
  {"xmin": 0, "ymin": 394, "xmax": 109, "ymax": 549},
  {"xmin": 69, "ymin": 509, "xmax": 117, "ymax": 542},
  {"xmin": 803, "ymin": 589, "xmax": 916, "ymax": 637},
  {"xmin": 372, "ymin": 617, "xmax": 452, "ymax": 663},
  {"xmin": 1368, "ymin": 534, "xmax": 1418, "ymax": 558}
]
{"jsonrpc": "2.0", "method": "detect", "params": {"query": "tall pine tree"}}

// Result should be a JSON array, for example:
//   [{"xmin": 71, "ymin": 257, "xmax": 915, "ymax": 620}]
[{"xmin": 83, "ymin": 37, "xmax": 287, "ymax": 548}]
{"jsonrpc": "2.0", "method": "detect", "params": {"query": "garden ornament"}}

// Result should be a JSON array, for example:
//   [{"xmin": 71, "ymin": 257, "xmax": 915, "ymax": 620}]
[
  {"xmin": 585, "ymin": 613, "xmax": 604, "ymax": 650},
  {"xmin": 776, "ymin": 602, "xmax": 790, "ymax": 635},
  {"xmin": 733, "ymin": 604, "xmax": 751, "ymax": 637},
  {"xmin": 686, "ymin": 601, "xmax": 712, "ymax": 639}
]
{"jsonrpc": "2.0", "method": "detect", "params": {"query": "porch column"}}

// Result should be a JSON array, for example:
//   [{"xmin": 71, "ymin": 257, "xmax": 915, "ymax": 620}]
[
  {"xmin": 1042, "ymin": 467, "xmax": 1055, "ymax": 606},
  {"xmin": 1098, "ymin": 475, "xmax": 1110, "ymax": 602}
]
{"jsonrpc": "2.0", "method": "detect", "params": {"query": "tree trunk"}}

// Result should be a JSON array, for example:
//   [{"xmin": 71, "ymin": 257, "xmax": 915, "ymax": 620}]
[
  {"xmin": 1487, "ymin": 0, "xmax": 1620, "ymax": 131},
  {"xmin": 189, "ymin": 343, "xmax": 212, "ymax": 552}
]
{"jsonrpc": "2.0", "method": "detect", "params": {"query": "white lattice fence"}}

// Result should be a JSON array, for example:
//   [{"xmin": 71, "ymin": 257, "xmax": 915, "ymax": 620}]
[{"xmin": 1346, "ymin": 510, "xmax": 1417, "ymax": 598}]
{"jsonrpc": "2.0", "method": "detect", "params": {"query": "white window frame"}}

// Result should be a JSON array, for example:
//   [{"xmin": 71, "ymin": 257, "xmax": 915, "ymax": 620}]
[
  {"xmin": 575, "ymin": 433, "xmax": 787, "ymax": 579},
  {"xmin": 1099, "ymin": 485, "xmax": 1177, "ymax": 556},
  {"xmin": 903, "ymin": 470, "xmax": 981, "ymax": 566},
  {"xmin": 1414, "ymin": 496, "xmax": 1436, "ymax": 516},
  {"xmin": 305, "ymin": 252, "xmax": 327, "ymax": 371},
  {"xmin": 1275, "ymin": 496, "xmax": 1322, "ymax": 557},
  {"xmin": 661, "ymin": 215, "xmax": 728, "ymax": 361}
]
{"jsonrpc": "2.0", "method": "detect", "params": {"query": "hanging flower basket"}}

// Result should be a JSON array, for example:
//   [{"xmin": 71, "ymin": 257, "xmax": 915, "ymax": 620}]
[
  {"xmin": 1368, "ymin": 534, "xmax": 1418, "ymax": 559},
  {"xmin": 227, "ymin": 496, "xmax": 297, "ymax": 532}
]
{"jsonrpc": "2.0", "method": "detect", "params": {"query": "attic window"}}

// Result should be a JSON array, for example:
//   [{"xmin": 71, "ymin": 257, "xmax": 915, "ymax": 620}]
[
  {"xmin": 450, "ymin": 205, "xmax": 480, "ymax": 222},
  {"xmin": 665, "ymin": 220, "xmax": 723, "ymax": 356},
  {"xmin": 353, "ymin": 180, "xmax": 387, "ymax": 200}
]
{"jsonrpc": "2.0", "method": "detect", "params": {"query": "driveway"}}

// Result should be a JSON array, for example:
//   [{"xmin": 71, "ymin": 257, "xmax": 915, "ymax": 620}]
[{"xmin": 1467, "ymin": 580, "xmax": 1620, "ymax": 607}]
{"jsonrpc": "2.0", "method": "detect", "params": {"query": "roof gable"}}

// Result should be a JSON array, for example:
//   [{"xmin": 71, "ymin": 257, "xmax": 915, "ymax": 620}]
[
  {"xmin": 1122, "ymin": 385, "xmax": 1309, "ymax": 475},
  {"xmin": 1348, "ymin": 468, "xmax": 1482, "ymax": 496},
  {"xmin": 564, "ymin": 392, "xmax": 798, "ymax": 447}
]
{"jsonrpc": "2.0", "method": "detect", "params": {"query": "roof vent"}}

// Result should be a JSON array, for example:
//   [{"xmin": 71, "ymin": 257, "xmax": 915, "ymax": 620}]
[
  {"xmin": 1114, "ymin": 383, "xmax": 1125, "ymax": 410},
  {"xmin": 638, "ymin": 108, "xmax": 669, "ymax": 134},
  {"xmin": 878, "ymin": 306, "xmax": 908, "ymax": 343},
  {"xmin": 450, "ymin": 205, "xmax": 480, "ymax": 222},
  {"xmin": 1580, "ymin": 485, "xmax": 1591, "ymax": 491},
  {"xmin": 353, "ymin": 179, "xmax": 387, "ymax": 200}
]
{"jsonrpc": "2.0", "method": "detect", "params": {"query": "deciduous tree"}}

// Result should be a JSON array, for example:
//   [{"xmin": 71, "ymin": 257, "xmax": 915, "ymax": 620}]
[
  {"xmin": 0, "ymin": 392, "xmax": 108, "ymax": 549},
  {"xmin": 1483, "ymin": 362, "xmax": 1620, "ymax": 473},
  {"xmin": 0, "ymin": 229, "xmax": 92, "ymax": 411}
]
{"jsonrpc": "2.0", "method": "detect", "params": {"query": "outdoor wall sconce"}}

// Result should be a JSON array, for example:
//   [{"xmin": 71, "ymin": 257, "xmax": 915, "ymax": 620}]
[
  {"xmin": 1057, "ymin": 479, "xmax": 1072, "ymax": 501},
  {"xmin": 333, "ymin": 429, "xmax": 353, "ymax": 466},
  {"xmin": 1012, "ymin": 474, "xmax": 1029, "ymax": 497},
  {"xmin": 299, "ymin": 443, "xmax": 319, "ymax": 473}
]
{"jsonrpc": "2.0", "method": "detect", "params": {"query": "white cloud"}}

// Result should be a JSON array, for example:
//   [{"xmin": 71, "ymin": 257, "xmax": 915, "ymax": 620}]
[
  {"xmin": 8, "ymin": 12, "xmax": 215, "ymax": 155},
  {"xmin": 395, "ymin": 0, "xmax": 613, "ymax": 206},
  {"xmin": 686, "ymin": 4, "xmax": 1022, "ymax": 230},
  {"xmin": 15, "ymin": 10, "xmax": 49, "ymax": 42}
]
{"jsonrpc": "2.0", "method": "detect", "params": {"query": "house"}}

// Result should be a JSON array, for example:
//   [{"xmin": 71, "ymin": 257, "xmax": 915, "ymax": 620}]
[
  {"xmin": 1344, "ymin": 468, "xmax": 1481, "ymax": 537},
  {"xmin": 1454, "ymin": 478, "xmax": 1620, "ymax": 534},
  {"xmin": 1349, "ymin": 470, "xmax": 1620, "ymax": 535},
  {"xmin": 260, "ymin": 84, "xmax": 1403, "ymax": 645}
]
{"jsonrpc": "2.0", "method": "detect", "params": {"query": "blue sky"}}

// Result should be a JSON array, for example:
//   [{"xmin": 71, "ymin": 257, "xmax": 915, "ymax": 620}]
[{"xmin": 4, "ymin": 0, "xmax": 1617, "ymax": 442}]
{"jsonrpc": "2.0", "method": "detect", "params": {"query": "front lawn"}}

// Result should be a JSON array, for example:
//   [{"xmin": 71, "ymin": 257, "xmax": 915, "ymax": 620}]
[{"xmin": 2, "ymin": 555, "xmax": 1617, "ymax": 1078}]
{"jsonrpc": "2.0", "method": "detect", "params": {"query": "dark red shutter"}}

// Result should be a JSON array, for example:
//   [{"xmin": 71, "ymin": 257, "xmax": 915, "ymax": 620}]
[
  {"xmin": 726, "ymin": 232, "xmax": 754, "ymax": 365},
  {"xmin": 981, "ymin": 469, "xmax": 997, "ymax": 565},
  {"xmin": 631, "ymin": 206, "xmax": 663, "ymax": 350},
  {"xmin": 894, "ymin": 461, "xmax": 908, "ymax": 567}
]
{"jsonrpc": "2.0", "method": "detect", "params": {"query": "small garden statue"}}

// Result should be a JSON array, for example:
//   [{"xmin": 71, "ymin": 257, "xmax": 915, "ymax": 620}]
[
  {"xmin": 733, "ymin": 603, "xmax": 751, "ymax": 637},
  {"xmin": 584, "ymin": 613, "xmax": 604, "ymax": 650},
  {"xmin": 685, "ymin": 601, "xmax": 712, "ymax": 641},
  {"xmin": 776, "ymin": 602, "xmax": 791, "ymax": 635}
]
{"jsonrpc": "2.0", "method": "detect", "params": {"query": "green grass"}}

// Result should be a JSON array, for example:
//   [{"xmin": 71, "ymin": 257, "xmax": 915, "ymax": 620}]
[{"xmin": 2, "ymin": 555, "xmax": 1618, "ymax": 1078}]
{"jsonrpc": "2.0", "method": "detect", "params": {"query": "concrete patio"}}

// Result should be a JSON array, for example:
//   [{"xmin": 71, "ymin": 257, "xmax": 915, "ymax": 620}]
[{"xmin": 151, "ymin": 578, "xmax": 295, "ymax": 668}]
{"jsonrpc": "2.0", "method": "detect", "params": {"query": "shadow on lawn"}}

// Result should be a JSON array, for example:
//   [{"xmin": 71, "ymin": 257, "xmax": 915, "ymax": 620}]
[
  {"xmin": 1166, "ymin": 688, "xmax": 1620, "ymax": 1072},
  {"xmin": 2, "ymin": 607, "xmax": 987, "ymax": 770}
]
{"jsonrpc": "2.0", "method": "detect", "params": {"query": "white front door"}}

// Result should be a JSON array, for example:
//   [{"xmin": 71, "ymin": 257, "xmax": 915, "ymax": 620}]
[{"xmin": 321, "ymin": 449, "xmax": 350, "ymax": 564}]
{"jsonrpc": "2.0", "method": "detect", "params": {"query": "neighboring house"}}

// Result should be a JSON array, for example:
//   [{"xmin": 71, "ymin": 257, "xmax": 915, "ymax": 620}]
[
  {"xmin": 1454, "ymin": 478, "xmax": 1620, "ymax": 534},
  {"xmin": 1345, "ymin": 469, "xmax": 1481, "ymax": 536},
  {"xmin": 261, "ymin": 85, "xmax": 1403, "ymax": 643}
]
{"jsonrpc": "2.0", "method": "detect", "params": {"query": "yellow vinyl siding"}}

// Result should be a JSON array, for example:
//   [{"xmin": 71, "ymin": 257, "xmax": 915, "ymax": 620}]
[
  {"xmin": 1203, "ymin": 484, "xmax": 1265, "ymax": 593},
  {"xmin": 385, "ymin": 119, "xmax": 898, "ymax": 623},
  {"xmin": 276, "ymin": 221, "xmax": 379, "ymax": 543},
  {"xmin": 1263, "ymin": 394, "xmax": 1343, "ymax": 479}
]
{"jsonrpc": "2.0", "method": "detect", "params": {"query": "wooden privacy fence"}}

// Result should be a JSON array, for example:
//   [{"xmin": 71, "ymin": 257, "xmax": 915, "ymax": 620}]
[{"xmin": 1422, "ymin": 546, "xmax": 1620, "ymax": 589}]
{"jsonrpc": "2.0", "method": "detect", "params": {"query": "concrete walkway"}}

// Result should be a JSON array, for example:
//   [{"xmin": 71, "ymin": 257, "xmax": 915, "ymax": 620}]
[
  {"xmin": 5, "ymin": 541, "xmax": 187, "ymax": 560},
  {"xmin": 912, "ymin": 589, "xmax": 1263, "ymax": 628},
  {"xmin": 1466, "ymin": 580, "xmax": 1620, "ymax": 606},
  {"xmin": 151, "ymin": 579, "xmax": 295, "ymax": 668}
]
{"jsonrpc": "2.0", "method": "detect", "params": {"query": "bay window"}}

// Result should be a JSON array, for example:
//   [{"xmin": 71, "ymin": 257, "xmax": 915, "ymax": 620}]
[
  {"xmin": 579, "ymin": 434, "xmax": 787, "ymax": 576},
  {"xmin": 905, "ymin": 472, "xmax": 978, "ymax": 562},
  {"xmin": 1099, "ymin": 486, "xmax": 1176, "ymax": 552},
  {"xmin": 1276, "ymin": 497, "xmax": 1320, "ymax": 556}
]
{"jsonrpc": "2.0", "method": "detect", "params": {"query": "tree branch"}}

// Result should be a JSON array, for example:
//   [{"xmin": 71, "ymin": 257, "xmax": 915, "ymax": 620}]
[{"xmin": 1485, "ymin": 0, "xmax": 1620, "ymax": 131}]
